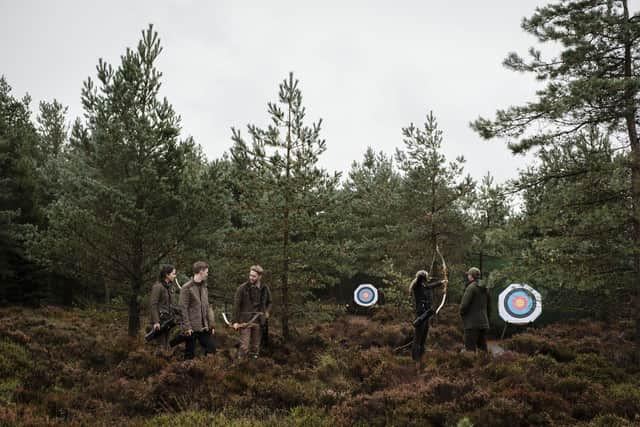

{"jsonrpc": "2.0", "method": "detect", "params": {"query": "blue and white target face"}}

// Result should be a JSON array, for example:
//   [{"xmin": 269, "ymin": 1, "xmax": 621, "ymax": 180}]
[
  {"xmin": 498, "ymin": 284, "xmax": 542, "ymax": 324},
  {"xmin": 354, "ymin": 284, "xmax": 378, "ymax": 307}
]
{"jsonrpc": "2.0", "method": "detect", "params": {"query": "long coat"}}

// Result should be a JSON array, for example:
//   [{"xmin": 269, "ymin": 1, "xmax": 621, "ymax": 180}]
[
  {"xmin": 459, "ymin": 279, "xmax": 490, "ymax": 330},
  {"xmin": 179, "ymin": 279, "xmax": 214, "ymax": 332},
  {"xmin": 150, "ymin": 281, "xmax": 173, "ymax": 324}
]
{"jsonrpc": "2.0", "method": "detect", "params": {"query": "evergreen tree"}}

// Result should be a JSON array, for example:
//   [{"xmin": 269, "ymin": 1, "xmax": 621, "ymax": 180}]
[
  {"xmin": 0, "ymin": 77, "xmax": 46, "ymax": 304},
  {"xmin": 342, "ymin": 148, "xmax": 401, "ymax": 289},
  {"xmin": 471, "ymin": 0, "xmax": 640, "ymax": 358},
  {"xmin": 496, "ymin": 130, "xmax": 632, "ymax": 320},
  {"xmin": 395, "ymin": 111, "xmax": 474, "ymax": 276},
  {"xmin": 230, "ymin": 72, "xmax": 340, "ymax": 339},
  {"xmin": 466, "ymin": 173, "xmax": 511, "ymax": 275},
  {"xmin": 32, "ymin": 25, "xmax": 221, "ymax": 336}
]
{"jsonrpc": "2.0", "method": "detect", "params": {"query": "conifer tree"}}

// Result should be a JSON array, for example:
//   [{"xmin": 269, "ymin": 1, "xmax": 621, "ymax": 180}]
[
  {"xmin": 0, "ymin": 77, "xmax": 45, "ymax": 304},
  {"xmin": 231, "ymin": 72, "xmax": 340, "ymax": 339},
  {"xmin": 33, "ymin": 25, "xmax": 219, "ymax": 336},
  {"xmin": 471, "ymin": 0, "xmax": 640, "ymax": 358},
  {"xmin": 396, "ymin": 111, "xmax": 474, "ymax": 274}
]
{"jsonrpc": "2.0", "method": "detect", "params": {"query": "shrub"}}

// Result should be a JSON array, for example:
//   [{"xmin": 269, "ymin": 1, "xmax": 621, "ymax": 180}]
[
  {"xmin": 584, "ymin": 414, "xmax": 636, "ymax": 427},
  {"xmin": 608, "ymin": 383, "xmax": 640, "ymax": 419},
  {"xmin": 470, "ymin": 397, "xmax": 531, "ymax": 427},
  {"xmin": 549, "ymin": 376, "xmax": 591, "ymax": 400},
  {"xmin": 116, "ymin": 348, "xmax": 167, "ymax": 379},
  {"xmin": 482, "ymin": 360, "xmax": 524, "ymax": 382},
  {"xmin": 568, "ymin": 353, "xmax": 627, "ymax": 385},
  {"xmin": 505, "ymin": 334, "xmax": 575, "ymax": 362}
]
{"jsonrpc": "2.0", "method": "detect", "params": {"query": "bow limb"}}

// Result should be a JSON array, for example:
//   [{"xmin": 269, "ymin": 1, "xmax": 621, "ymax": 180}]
[
  {"xmin": 435, "ymin": 243, "xmax": 448, "ymax": 315},
  {"xmin": 221, "ymin": 312, "xmax": 263, "ymax": 329},
  {"xmin": 221, "ymin": 312, "xmax": 232, "ymax": 326}
]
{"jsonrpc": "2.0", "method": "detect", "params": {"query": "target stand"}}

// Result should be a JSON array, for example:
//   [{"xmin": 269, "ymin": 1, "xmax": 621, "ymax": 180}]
[{"xmin": 498, "ymin": 283, "xmax": 542, "ymax": 339}]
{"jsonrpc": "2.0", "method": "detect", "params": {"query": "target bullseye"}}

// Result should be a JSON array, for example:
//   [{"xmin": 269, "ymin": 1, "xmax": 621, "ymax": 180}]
[{"xmin": 354, "ymin": 284, "xmax": 378, "ymax": 307}]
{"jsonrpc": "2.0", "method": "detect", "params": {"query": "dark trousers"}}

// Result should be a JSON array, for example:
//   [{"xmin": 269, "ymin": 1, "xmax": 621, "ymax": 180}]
[
  {"xmin": 169, "ymin": 332, "xmax": 188, "ymax": 348},
  {"xmin": 155, "ymin": 331, "xmax": 170, "ymax": 354},
  {"xmin": 464, "ymin": 328, "xmax": 488, "ymax": 352},
  {"xmin": 184, "ymin": 330, "xmax": 216, "ymax": 360},
  {"xmin": 412, "ymin": 321, "xmax": 430, "ymax": 361}
]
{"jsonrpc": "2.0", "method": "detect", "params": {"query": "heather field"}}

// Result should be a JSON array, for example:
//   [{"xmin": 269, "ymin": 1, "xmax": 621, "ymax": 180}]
[{"xmin": 1, "ymin": 305, "xmax": 638, "ymax": 426}]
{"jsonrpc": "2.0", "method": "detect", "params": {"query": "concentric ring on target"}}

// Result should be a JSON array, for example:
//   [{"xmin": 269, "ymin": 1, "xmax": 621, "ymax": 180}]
[
  {"xmin": 354, "ymin": 284, "xmax": 378, "ymax": 307},
  {"xmin": 504, "ymin": 289, "xmax": 536, "ymax": 319},
  {"xmin": 498, "ymin": 284, "xmax": 542, "ymax": 324}
]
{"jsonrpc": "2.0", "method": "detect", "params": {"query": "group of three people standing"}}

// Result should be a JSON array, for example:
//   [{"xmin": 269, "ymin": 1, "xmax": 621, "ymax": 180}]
[
  {"xmin": 150, "ymin": 262, "xmax": 272, "ymax": 361},
  {"xmin": 410, "ymin": 266, "xmax": 490, "ymax": 370}
]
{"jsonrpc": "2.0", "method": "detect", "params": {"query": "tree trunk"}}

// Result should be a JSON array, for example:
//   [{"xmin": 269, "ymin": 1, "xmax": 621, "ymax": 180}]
[
  {"xmin": 622, "ymin": 0, "xmax": 640, "ymax": 362},
  {"xmin": 128, "ymin": 247, "xmax": 144, "ymax": 337},
  {"xmin": 104, "ymin": 281, "xmax": 111, "ymax": 306},
  {"xmin": 281, "ymin": 203, "xmax": 291, "ymax": 340},
  {"xmin": 127, "ymin": 278, "xmax": 142, "ymax": 338},
  {"xmin": 61, "ymin": 275, "xmax": 74, "ymax": 306},
  {"xmin": 630, "ymin": 133, "xmax": 640, "ymax": 363},
  {"xmin": 280, "ymin": 101, "xmax": 292, "ymax": 341}
]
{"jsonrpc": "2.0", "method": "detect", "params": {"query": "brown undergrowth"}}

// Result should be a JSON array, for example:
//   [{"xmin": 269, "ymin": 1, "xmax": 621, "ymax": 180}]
[{"xmin": 0, "ymin": 304, "xmax": 638, "ymax": 426}]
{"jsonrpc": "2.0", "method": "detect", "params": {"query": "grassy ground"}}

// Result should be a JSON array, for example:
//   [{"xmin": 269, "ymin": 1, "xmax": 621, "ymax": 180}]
[{"xmin": 0, "ymin": 304, "xmax": 638, "ymax": 426}]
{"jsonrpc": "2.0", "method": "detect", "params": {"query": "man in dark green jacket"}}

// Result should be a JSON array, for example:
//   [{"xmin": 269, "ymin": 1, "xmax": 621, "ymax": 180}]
[
  {"xmin": 459, "ymin": 267, "xmax": 490, "ymax": 352},
  {"xmin": 232, "ymin": 265, "xmax": 272, "ymax": 360}
]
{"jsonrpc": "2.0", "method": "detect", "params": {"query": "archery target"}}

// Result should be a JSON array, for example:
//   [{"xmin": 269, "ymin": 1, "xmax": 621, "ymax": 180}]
[
  {"xmin": 498, "ymin": 284, "xmax": 542, "ymax": 324},
  {"xmin": 354, "ymin": 284, "xmax": 378, "ymax": 307}
]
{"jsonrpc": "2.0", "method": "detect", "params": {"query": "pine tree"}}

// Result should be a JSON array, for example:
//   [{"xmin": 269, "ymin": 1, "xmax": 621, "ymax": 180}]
[
  {"xmin": 343, "ymin": 148, "xmax": 401, "ymax": 282},
  {"xmin": 471, "ymin": 0, "xmax": 640, "ymax": 359},
  {"xmin": 33, "ymin": 25, "xmax": 220, "ymax": 336},
  {"xmin": 231, "ymin": 72, "xmax": 340, "ymax": 339},
  {"xmin": 466, "ymin": 173, "xmax": 511, "ymax": 274},
  {"xmin": 504, "ymin": 130, "xmax": 631, "ymax": 320},
  {"xmin": 395, "ymin": 111, "xmax": 474, "ymax": 274},
  {"xmin": 0, "ymin": 77, "xmax": 46, "ymax": 304}
]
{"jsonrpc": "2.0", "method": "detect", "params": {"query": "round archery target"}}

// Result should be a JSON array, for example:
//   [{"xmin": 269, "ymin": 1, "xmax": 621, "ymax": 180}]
[
  {"xmin": 354, "ymin": 284, "xmax": 378, "ymax": 307},
  {"xmin": 498, "ymin": 284, "xmax": 542, "ymax": 324}
]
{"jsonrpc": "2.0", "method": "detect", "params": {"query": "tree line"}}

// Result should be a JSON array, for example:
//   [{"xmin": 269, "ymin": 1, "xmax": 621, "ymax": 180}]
[{"xmin": 1, "ymin": 1, "xmax": 639, "ymax": 360}]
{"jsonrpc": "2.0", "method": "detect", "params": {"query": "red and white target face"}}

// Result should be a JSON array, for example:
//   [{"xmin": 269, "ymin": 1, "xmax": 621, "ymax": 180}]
[{"xmin": 499, "ymin": 284, "xmax": 542, "ymax": 324}]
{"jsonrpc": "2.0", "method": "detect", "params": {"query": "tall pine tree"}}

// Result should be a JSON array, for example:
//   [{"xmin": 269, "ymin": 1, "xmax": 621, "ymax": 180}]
[
  {"xmin": 231, "ymin": 73, "xmax": 340, "ymax": 339},
  {"xmin": 395, "ymin": 111, "xmax": 474, "ymax": 275},
  {"xmin": 471, "ymin": 0, "xmax": 640, "ymax": 359},
  {"xmin": 33, "ymin": 25, "xmax": 219, "ymax": 336}
]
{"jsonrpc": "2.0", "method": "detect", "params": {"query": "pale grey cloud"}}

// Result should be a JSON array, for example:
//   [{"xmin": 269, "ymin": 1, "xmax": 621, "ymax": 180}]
[{"xmin": 2, "ymin": 1, "xmax": 561, "ymax": 183}]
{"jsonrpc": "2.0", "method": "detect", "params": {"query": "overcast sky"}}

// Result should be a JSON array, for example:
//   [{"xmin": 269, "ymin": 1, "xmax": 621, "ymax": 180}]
[{"xmin": 2, "ymin": 1, "xmax": 565, "ymax": 183}]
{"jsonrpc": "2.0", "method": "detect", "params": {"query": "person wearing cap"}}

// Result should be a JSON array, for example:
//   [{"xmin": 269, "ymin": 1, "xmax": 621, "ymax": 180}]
[
  {"xmin": 459, "ymin": 267, "xmax": 490, "ymax": 352},
  {"xmin": 409, "ymin": 269, "xmax": 447, "ymax": 371}
]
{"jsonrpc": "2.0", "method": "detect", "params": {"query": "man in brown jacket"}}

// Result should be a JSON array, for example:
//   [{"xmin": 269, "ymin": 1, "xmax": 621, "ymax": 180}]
[
  {"xmin": 150, "ymin": 265, "xmax": 177, "ymax": 356},
  {"xmin": 232, "ymin": 265, "xmax": 272, "ymax": 360},
  {"xmin": 179, "ymin": 261, "xmax": 216, "ymax": 360}
]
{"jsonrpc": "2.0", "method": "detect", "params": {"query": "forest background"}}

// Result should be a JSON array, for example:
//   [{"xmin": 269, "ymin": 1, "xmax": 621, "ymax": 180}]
[{"xmin": 2, "ymin": 1, "xmax": 640, "ymax": 425}]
